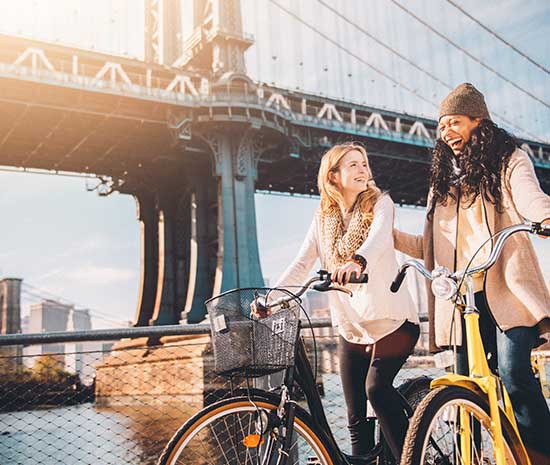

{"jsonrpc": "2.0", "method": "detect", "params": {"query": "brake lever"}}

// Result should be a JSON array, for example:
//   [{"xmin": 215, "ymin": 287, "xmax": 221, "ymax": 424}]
[
  {"xmin": 312, "ymin": 280, "xmax": 353, "ymax": 296},
  {"xmin": 330, "ymin": 284, "xmax": 353, "ymax": 297}
]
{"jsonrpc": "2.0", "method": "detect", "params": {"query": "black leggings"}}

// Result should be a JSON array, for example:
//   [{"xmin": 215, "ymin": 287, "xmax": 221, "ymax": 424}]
[{"xmin": 338, "ymin": 320, "xmax": 419, "ymax": 459}]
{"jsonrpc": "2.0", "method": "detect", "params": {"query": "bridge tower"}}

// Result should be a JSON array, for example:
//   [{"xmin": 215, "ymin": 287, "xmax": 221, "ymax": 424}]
[
  {"xmin": 135, "ymin": 0, "xmax": 263, "ymax": 326},
  {"xmin": 175, "ymin": 0, "xmax": 253, "ymax": 74},
  {"xmin": 0, "ymin": 278, "xmax": 22, "ymax": 335},
  {"xmin": 0, "ymin": 278, "xmax": 22, "ymax": 371},
  {"xmin": 144, "ymin": 0, "xmax": 183, "ymax": 66}
]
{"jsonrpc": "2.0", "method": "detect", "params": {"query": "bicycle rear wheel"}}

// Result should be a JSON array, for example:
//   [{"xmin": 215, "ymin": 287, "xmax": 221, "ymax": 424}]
[
  {"xmin": 401, "ymin": 386, "xmax": 528, "ymax": 465},
  {"xmin": 398, "ymin": 376, "xmax": 433, "ymax": 412},
  {"xmin": 157, "ymin": 395, "xmax": 334, "ymax": 465}
]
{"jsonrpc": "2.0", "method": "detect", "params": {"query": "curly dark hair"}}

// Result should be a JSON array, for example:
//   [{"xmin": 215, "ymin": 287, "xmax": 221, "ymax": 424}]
[{"xmin": 427, "ymin": 119, "xmax": 518, "ymax": 218}]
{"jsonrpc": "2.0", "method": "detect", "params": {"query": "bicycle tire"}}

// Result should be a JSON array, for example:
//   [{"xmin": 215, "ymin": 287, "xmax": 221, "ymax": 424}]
[
  {"xmin": 397, "ymin": 376, "xmax": 433, "ymax": 412},
  {"xmin": 157, "ymin": 395, "xmax": 335, "ymax": 465},
  {"xmin": 401, "ymin": 386, "xmax": 529, "ymax": 465},
  {"xmin": 370, "ymin": 376, "xmax": 432, "ymax": 465}
]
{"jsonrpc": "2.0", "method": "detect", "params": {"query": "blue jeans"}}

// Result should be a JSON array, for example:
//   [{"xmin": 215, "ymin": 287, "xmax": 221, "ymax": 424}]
[{"xmin": 456, "ymin": 292, "xmax": 550, "ymax": 455}]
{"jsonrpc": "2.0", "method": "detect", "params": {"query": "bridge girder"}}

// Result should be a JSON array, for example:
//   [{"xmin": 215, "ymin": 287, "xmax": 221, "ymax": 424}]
[{"xmin": 1, "ymin": 33, "xmax": 549, "ymax": 326}]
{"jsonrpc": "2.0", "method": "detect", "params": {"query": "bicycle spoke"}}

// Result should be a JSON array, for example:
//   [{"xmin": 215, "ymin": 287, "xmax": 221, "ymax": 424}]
[
  {"xmin": 237, "ymin": 412, "xmax": 254, "ymax": 465},
  {"xmin": 211, "ymin": 422, "xmax": 235, "ymax": 465},
  {"xmin": 244, "ymin": 415, "xmax": 259, "ymax": 465},
  {"xmin": 159, "ymin": 399, "xmax": 332, "ymax": 465},
  {"xmin": 225, "ymin": 414, "xmax": 244, "ymax": 457},
  {"xmin": 414, "ymin": 396, "xmax": 519, "ymax": 465}
]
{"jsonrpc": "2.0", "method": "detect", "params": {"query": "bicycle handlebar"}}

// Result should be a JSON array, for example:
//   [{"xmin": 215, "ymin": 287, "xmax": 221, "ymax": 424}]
[
  {"xmin": 390, "ymin": 221, "xmax": 549, "ymax": 294},
  {"xmin": 312, "ymin": 271, "xmax": 368, "ymax": 292},
  {"xmin": 262, "ymin": 270, "xmax": 368, "ymax": 310}
]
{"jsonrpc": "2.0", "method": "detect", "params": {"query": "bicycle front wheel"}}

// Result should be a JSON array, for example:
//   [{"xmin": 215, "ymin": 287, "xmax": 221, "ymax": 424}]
[
  {"xmin": 157, "ymin": 395, "xmax": 334, "ymax": 465},
  {"xmin": 401, "ymin": 386, "xmax": 529, "ymax": 465}
]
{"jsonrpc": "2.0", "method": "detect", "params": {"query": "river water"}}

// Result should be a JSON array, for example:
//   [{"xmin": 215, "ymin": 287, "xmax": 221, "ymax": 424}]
[
  {"xmin": 2, "ymin": 365, "xmax": 548, "ymax": 465},
  {"xmin": 0, "ymin": 401, "xmax": 197, "ymax": 465}
]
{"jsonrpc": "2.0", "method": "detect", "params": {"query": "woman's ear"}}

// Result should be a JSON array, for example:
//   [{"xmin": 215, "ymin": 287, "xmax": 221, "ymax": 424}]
[{"xmin": 329, "ymin": 171, "xmax": 337, "ymax": 185}]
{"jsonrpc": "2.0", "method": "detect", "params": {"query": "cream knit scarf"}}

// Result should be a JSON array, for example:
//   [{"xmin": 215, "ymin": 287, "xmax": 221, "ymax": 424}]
[{"xmin": 318, "ymin": 201, "xmax": 374, "ymax": 272}]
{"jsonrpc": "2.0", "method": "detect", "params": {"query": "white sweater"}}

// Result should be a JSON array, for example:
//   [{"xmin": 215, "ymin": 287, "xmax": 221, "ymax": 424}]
[{"xmin": 276, "ymin": 195, "xmax": 419, "ymax": 344}]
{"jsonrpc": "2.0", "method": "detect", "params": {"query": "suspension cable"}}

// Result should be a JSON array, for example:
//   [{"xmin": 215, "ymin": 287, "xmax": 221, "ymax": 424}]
[
  {"xmin": 22, "ymin": 283, "xmax": 126, "ymax": 326},
  {"xmin": 269, "ymin": 0, "xmax": 546, "ymax": 142},
  {"xmin": 317, "ymin": 0, "xmax": 451, "ymax": 89},
  {"xmin": 268, "ymin": 0, "xmax": 438, "ymax": 109},
  {"xmin": 389, "ymin": 0, "xmax": 549, "ymax": 109},
  {"xmin": 444, "ymin": 0, "xmax": 549, "ymax": 75}
]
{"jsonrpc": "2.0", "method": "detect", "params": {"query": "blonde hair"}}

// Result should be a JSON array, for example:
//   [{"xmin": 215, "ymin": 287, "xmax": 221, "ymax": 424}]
[{"xmin": 317, "ymin": 143, "xmax": 381, "ymax": 215}]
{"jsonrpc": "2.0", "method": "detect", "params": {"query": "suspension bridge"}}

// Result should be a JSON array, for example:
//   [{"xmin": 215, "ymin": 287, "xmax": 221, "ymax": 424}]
[{"xmin": 0, "ymin": 0, "xmax": 548, "ymax": 329}]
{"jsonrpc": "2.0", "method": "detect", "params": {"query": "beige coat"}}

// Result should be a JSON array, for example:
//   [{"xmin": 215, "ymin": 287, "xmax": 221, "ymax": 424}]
[{"xmin": 394, "ymin": 148, "xmax": 550, "ymax": 352}]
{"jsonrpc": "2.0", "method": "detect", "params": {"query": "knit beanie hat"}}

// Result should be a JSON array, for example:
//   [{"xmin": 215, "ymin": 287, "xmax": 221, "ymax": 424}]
[{"xmin": 438, "ymin": 83, "xmax": 491, "ymax": 121}]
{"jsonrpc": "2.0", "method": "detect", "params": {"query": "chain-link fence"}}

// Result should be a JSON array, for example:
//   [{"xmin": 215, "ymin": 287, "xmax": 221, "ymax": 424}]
[{"xmin": 0, "ymin": 322, "xmax": 548, "ymax": 465}]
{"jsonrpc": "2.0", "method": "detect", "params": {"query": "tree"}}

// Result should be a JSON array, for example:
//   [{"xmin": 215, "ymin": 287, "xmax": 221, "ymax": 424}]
[{"xmin": 32, "ymin": 354, "xmax": 72, "ymax": 383}]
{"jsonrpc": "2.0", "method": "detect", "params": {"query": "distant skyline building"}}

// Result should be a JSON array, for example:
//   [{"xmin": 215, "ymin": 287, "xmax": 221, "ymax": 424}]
[
  {"xmin": 28, "ymin": 300, "xmax": 73, "ymax": 356},
  {"xmin": 20, "ymin": 315, "xmax": 29, "ymax": 334},
  {"xmin": 29, "ymin": 299, "xmax": 72, "ymax": 333},
  {"xmin": 24, "ymin": 300, "xmax": 100, "ymax": 382},
  {"xmin": 65, "ymin": 308, "xmax": 94, "ymax": 382},
  {"xmin": 67, "ymin": 308, "xmax": 92, "ymax": 332}
]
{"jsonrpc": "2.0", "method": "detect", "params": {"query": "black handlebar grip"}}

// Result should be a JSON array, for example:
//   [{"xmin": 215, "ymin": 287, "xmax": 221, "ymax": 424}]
[
  {"xmin": 313, "ymin": 280, "xmax": 332, "ymax": 292},
  {"xmin": 312, "ymin": 271, "xmax": 368, "ymax": 291},
  {"xmin": 347, "ymin": 272, "xmax": 369, "ymax": 284},
  {"xmin": 390, "ymin": 269, "xmax": 407, "ymax": 293}
]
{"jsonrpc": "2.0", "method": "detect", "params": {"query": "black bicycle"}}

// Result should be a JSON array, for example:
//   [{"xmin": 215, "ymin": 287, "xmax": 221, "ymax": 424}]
[{"xmin": 157, "ymin": 270, "xmax": 431, "ymax": 465}]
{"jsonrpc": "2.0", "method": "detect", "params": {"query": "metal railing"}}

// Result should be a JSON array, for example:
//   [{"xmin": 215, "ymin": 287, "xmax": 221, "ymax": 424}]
[{"xmin": 0, "ymin": 321, "xmax": 546, "ymax": 465}]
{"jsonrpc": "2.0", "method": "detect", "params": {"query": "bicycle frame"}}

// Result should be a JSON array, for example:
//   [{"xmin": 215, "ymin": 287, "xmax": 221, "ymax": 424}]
[
  {"xmin": 278, "ymin": 330, "xmax": 350, "ymax": 465},
  {"xmin": 430, "ymin": 275, "xmax": 531, "ymax": 465},
  {"xmin": 245, "ymin": 271, "xmax": 371, "ymax": 465},
  {"xmin": 391, "ymin": 221, "xmax": 550, "ymax": 465}
]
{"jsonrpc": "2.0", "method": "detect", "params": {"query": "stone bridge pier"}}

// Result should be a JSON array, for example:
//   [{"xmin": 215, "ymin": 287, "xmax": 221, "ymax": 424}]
[{"xmin": 127, "ymin": 125, "xmax": 270, "ymax": 326}]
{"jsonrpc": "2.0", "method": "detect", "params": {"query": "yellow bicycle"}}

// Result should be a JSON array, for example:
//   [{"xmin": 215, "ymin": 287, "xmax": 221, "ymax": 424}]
[{"xmin": 390, "ymin": 221, "xmax": 550, "ymax": 465}]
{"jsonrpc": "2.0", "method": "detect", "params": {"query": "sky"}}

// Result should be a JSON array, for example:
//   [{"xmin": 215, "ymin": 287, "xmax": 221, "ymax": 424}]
[{"xmin": 0, "ymin": 0, "xmax": 548, "ymax": 328}]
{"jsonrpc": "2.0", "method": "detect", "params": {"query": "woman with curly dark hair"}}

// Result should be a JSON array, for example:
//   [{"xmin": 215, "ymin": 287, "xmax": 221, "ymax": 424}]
[
  {"xmin": 428, "ymin": 118, "xmax": 517, "ymax": 220},
  {"xmin": 394, "ymin": 83, "xmax": 550, "ymax": 463}
]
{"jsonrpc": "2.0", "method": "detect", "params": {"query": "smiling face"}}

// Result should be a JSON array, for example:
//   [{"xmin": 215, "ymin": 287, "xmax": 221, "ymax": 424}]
[
  {"xmin": 330, "ymin": 149, "xmax": 370, "ymax": 197},
  {"xmin": 438, "ymin": 114, "xmax": 481, "ymax": 155}
]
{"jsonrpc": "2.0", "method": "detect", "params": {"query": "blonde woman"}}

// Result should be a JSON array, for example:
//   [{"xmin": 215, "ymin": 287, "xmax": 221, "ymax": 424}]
[{"xmin": 262, "ymin": 143, "xmax": 419, "ymax": 460}]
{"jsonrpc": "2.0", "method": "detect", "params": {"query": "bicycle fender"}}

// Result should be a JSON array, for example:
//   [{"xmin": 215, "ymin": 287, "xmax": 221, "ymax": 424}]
[
  {"xmin": 431, "ymin": 374, "xmax": 517, "ymax": 429},
  {"xmin": 431, "ymin": 373, "xmax": 486, "ymax": 397}
]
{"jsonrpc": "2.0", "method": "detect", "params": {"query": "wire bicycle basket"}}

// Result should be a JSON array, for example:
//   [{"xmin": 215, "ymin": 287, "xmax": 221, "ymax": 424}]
[{"xmin": 205, "ymin": 288, "xmax": 301, "ymax": 377}]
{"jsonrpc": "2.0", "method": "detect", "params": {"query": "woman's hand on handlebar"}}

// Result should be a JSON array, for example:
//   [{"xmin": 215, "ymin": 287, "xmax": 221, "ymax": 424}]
[{"xmin": 333, "ymin": 261, "xmax": 363, "ymax": 285}]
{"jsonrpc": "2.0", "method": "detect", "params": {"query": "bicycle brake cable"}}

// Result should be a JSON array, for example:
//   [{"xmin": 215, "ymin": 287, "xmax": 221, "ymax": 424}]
[
  {"xmin": 299, "ymin": 300, "xmax": 318, "ymax": 383},
  {"xmin": 267, "ymin": 285, "xmax": 319, "ymax": 383}
]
